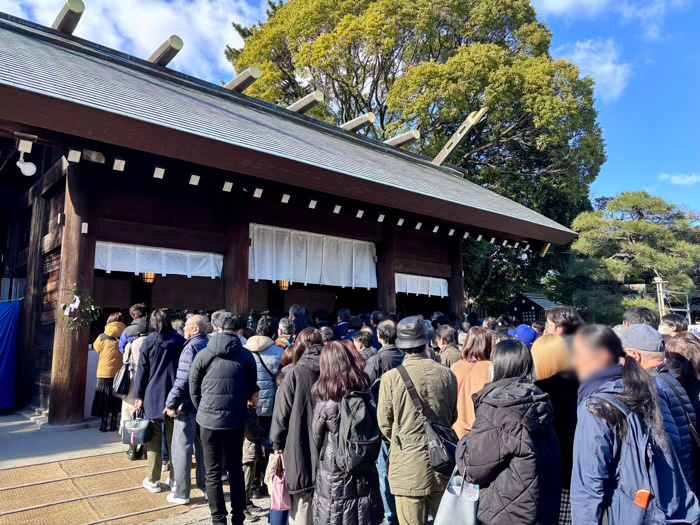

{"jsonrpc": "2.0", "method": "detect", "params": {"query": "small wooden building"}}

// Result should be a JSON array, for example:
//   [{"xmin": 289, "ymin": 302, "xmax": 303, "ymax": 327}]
[
  {"xmin": 506, "ymin": 293, "xmax": 562, "ymax": 325},
  {"xmin": 0, "ymin": 13, "xmax": 575, "ymax": 424}
]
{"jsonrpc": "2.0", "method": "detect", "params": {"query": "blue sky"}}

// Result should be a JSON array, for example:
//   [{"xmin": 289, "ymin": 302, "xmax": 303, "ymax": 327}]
[{"xmin": 1, "ymin": 0, "xmax": 698, "ymax": 210}]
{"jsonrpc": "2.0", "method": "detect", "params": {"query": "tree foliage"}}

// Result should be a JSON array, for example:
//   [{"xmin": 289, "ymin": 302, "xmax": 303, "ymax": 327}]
[
  {"xmin": 227, "ymin": 0, "xmax": 607, "ymax": 309},
  {"xmin": 547, "ymin": 192, "xmax": 700, "ymax": 324}
]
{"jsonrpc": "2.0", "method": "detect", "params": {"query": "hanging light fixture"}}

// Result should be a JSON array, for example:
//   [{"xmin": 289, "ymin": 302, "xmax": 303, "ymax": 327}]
[
  {"xmin": 279, "ymin": 280, "xmax": 290, "ymax": 291},
  {"xmin": 142, "ymin": 273, "xmax": 155, "ymax": 284}
]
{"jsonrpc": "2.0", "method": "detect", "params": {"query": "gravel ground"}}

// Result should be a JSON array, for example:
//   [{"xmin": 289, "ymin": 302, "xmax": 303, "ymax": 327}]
[{"xmin": 147, "ymin": 496, "xmax": 271, "ymax": 525}]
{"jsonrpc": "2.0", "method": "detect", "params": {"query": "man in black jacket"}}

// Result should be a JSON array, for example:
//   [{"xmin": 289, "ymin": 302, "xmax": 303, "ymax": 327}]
[
  {"xmin": 189, "ymin": 311, "xmax": 258, "ymax": 525},
  {"xmin": 364, "ymin": 319, "xmax": 403, "ymax": 525}
]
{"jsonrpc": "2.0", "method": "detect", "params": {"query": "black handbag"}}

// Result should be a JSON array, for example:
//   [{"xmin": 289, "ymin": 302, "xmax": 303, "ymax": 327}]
[
  {"xmin": 122, "ymin": 409, "xmax": 153, "ymax": 445},
  {"xmin": 112, "ymin": 362, "xmax": 130, "ymax": 399},
  {"xmin": 397, "ymin": 365, "xmax": 458, "ymax": 476}
]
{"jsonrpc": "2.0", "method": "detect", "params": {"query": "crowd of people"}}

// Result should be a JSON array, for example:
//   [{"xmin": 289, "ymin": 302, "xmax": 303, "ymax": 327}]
[{"xmin": 87, "ymin": 300, "xmax": 700, "ymax": 525}]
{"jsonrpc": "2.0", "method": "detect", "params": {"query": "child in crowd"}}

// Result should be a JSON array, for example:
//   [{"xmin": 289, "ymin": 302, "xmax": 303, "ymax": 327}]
[{"xmin": 244, "ymin": 389, "xmax": 266, "ymax": 522}]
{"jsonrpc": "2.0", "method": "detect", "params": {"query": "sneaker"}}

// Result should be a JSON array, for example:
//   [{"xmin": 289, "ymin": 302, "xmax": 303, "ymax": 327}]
[
  {"xmin": 162, "ymin": 460, "xmax": 170, "ymax": 471},
  {"xmin": 247, "ymin": 501, "xmax": 263, "ymax": 513},
  {"xmin": 142, "ymin": 478, "xmax": 161, "ymax": 493},
  {"xmin": 221, "ymin": 473, "xmax": 229, "ymax": 482},
  {"xmin": 244, "ymin": 510, "xmax": 260, "ymax": 522},
  {"xmin": 165, "ymin": 478, "xmax": 176, "ymax": 491},
  {"xmin": 166, "ymin": 492, "xmax": 190, "ymax": 505}
]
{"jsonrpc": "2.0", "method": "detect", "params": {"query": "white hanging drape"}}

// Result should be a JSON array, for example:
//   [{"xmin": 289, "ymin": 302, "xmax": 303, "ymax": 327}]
[
  {"xmin": 248, "ymin": 223, "xmax": 377, "ymax": 289},
  {"xmin": 94, "ymin": 241, "xmax": 223, "ymax": 279},
  {"xmin": 395, "ymin": 273, "xmax": 449, "ymax": 297}
]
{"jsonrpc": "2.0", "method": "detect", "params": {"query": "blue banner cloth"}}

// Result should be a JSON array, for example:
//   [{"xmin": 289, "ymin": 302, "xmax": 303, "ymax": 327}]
[{"xmin": 0, "ymin": 300, "xmax": 20, "ymax": 410}]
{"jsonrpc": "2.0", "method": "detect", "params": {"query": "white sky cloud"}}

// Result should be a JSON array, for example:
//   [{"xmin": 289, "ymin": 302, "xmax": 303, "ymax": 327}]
[
  {"xmin": 659, "ymin": 172, "xmax": 700, "ymax": 185},
  {"xmin": 0, "ymin": 0, "xmax": 265, "ymax": 82},
  {"xmin": 532, "ymin": 0, "xmax": 688, "ymax": 39},
  {"xmin": 556, "ymin": 38, "xmax": 632, "ymax": 103}
]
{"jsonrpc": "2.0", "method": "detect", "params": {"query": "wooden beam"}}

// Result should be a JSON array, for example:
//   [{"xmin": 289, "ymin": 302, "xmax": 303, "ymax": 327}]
[
  {"xmin": 51, "ymin": 0, "xmax": 84, "ymax": 34},
  {"xmin": 48, "ymin": 164, "xmax": 96, "ymax": 426},
  {"xmin": 384, "ymin": 130, "xmax": 420, "ymax": 148},
  {"xmin": 341, "ymin": 113, "xmax": 376, "ymax": 132},
  {"xmin": 287, "ymin": 91, "xmax": 324, "ymax": 114},
  {"xmin": 432, "ymin": 106, "xmax": 488, "ymax": 167},
  {"xmin": 224, "ymin": 206, "xmax": 250, "ymax": 315},
  {"xmin": 376, "ymin": 225, "xmax": 397, "ymax": 314},
  {"xmin": 539, "ymin": 242, "xmax": 551, "ymax": 257},
  {"xmin": 17, "ymin": 156, "xmax": 69, "ymax": 210},
  {"xmin": 147, "ymin": 35, "xmax": 183, "ymax": 67},
  {"xmin": 447, "ymin": 236, "xmax": 465, "ymax": 320},
  {"xmin": 225, "ymin": 67, "xmax": 262, "ymax": 93},
  {"xmin": 394, "ymin": 258, "xmax": 451, "ymax": 279},
  {"xmin": 18, "ymin": 193, "xmax": 49, "ymax": 406}
]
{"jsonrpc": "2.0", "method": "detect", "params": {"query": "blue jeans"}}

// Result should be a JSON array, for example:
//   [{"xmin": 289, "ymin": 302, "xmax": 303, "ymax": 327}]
[{"xmin": 378, "ymin": 440, "xmax": 398, "ymax": 525}]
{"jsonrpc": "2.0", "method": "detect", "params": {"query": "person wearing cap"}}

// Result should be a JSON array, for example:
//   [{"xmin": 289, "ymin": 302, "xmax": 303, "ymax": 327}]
[
  {"xmin": 622, "ymin": 323, "xmax": 698, "ymax": 490},
  {"xmin": 377, "ymin": 316, "xmax": 458, "ymax": 525},
  {"xmin": 508, "ymin": 324, "xmax": 538, "ymax": 346}
]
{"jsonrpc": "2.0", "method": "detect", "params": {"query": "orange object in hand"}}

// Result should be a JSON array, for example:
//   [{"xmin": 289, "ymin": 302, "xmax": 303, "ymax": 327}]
[{"xmin": 635, "ymin": 489, "xmax": 651, "ymax": 509}]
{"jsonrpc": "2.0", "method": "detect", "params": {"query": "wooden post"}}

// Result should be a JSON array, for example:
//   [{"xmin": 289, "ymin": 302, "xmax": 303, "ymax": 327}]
[
  {"xmin": 432, "ymin": 107, "xmax": 488, "ymax": 167},
  {"xmin": 376, "ymin": 225, "xmax": 396, "ymax": 314},
  {"xmin": 17, "ymin": 192, "xmax": 48, "ymax": 406},
  {"xmin": 448, "ymin": 237, "xmax": 465, "ymax": 320},
  {"xmin": 48, "ymin": 164, "xmax": 95, "ymax": 426},
  {"xmin": 224, "ymin": 206, "xmax": 250, "ymax": 315}
]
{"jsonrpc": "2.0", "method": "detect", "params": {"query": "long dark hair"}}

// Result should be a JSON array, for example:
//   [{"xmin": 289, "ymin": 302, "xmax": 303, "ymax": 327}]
[
  {"xmin": 291, "ymin": 327, "xmax": 323, "ymax": 365},
  {"xmin": 149, "ymin": 309, "xmax": 173, "ymax": 338},
  {"xmin": 578, "ymin": 324, "xmax": 665, "ymax": 441},
  {"xmin": 339, "ymin": 338, "xmax": 366, "ymax": 369},
  {"xmin": 312, "ymin": 342, "xmax": 370, "ymax": 402},
  {"xmin": 491, "ymin": 339, "xmax": 533, "ymax": 381},
  {"xmin": 666, "ymin": 333, "xmax": 700, "ymax": 388},
  {"xmin": 462, "ymin": 326, "xmax": 493, "ymax": 362}
]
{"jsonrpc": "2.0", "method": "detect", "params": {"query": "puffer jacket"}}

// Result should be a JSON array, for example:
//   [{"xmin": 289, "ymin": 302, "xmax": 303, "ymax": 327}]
[
  {"xmin": 457, "ymin": 377, "xmax": 561, "ymax": 525},
  {"xmin": 94, "ymin": 321, "xmax": 126, "ymax": 378},
  {"xmin": 377, "ymin": 353, "xmax": 458, "ymax": 497},
  {"xmin": 165, "ymin": 333, "xmax": 209, "ymax": 413},
  {"xmin": 270, "ymin": 344, "xmax": 322, "ymax": 494},
  {"xmin": 189, "ymin": 331, "xmax": 258, "ymax": 431},
  {"xmin": 119, "ymin": 316, "xmax": 148, "ymax": 353},
  {"xmin": 650, "ymin": 364, "xmax": 697, "ymax": 489},
  {"xmin": 245, "ymin": 335, "xmax": 284, "ymax": 417},
  {"xmin": 312, "ymin": 399, "xmax": 383, "ymax": 525}
]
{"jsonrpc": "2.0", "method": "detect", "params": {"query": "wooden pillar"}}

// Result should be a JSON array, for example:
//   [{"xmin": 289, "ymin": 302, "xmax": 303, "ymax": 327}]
[
  {"xmin": 17, "ymin": 194, "xmax": 48, "ymax": 406},
  {"xmin": 48, "ymin": 165, "xmax": 95, "ymax": 425},
  {"xmin": 448, "ymin": 237, "xmax": 465, "ymax": 320},
  {"xmin": 376, "ymin": 225, "xmax": 396, "ymax": 314},
  {"xmin": 224, "ymin": 205, "xmax": 250, "ymax": 315}
]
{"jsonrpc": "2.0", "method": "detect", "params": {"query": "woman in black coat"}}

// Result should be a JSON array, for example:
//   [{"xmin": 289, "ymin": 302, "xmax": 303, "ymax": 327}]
[
  {"xmin": 311, "ymin": 341, "xmax": 383, "ymax": 525},
  {"xmin": 532, "ymin": 335, "xmax": 579, "ymax": 524},
  {"xmin": 270, "ymin": 327, "xmax": 324, "ymax": 524},
  {"xmin": 457, "ymin": 340, "xmax": 561, "ymax": 525}
]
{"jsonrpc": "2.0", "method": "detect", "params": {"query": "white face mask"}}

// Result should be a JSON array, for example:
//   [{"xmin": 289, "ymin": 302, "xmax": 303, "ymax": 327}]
[{"xmin": 658, "ymin": 325, "xmax": 668, "ymax": 335}]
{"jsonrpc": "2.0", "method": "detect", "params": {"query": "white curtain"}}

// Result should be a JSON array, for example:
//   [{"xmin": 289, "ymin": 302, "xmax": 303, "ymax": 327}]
[
  {"xmin": 395, "ymin": 273, "xmax": 449, "ymax": 297},
  {"xmin": 94, "ymin": 241, "xmax": 223, "ymax": 279},
  {"xmin": 248, "ymin": 223, "xmax": 377, "ymax": 289}
]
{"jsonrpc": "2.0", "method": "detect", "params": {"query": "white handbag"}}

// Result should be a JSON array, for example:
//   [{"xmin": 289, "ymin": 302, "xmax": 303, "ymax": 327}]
[{"xmin": 433, "ymin": 467, "xmax": 479, "ymax": 525}]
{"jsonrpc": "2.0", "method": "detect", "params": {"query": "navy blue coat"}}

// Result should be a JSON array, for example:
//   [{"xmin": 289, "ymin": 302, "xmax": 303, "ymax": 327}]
[
  {"xmin": 165, "ymin": 333, "xmax": 209, "ymax": 413},
  {"xmin": 189, "ymin": 331, "xmax": 258, "ymax": 431},
  {"xmin": 651, "ymin": 364, "xmax": 697, "ymax": 489},
  {"xmin": 134, "ymin": 330, "xmax": 185, "ymax": 420}
]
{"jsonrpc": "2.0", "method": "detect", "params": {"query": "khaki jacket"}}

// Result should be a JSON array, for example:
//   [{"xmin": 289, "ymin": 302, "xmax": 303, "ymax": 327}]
[{"xmin": 377, "ymin": 353, "xmax": 458, "ymax": 496}]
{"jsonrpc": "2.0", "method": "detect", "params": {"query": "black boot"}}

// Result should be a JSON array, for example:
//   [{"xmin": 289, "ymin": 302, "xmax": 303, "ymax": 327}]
[
  {"xmin": 109, "ymin": 416, "xmax": 117, "ymax": 432},
  {"xmin": 98, "ymin": 418, "xmax": 107, "ymax": 432},
  {"xmin": 126, "ymin": 445, "xmax": 137, "ymax": 461}
]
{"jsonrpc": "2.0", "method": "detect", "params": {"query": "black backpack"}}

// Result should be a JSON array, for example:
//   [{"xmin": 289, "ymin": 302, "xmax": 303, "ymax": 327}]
[
  {"xmin": 397, "ymin": 365, "xmax": 458, "ymax": 476},
  {"xmin": 335, "ymin": 391, "xmax": 382, "ymax": 473}
]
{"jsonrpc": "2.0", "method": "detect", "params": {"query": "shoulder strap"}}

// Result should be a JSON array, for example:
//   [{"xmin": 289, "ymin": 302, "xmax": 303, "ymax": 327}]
[
  {"xmin": 99, "ymin": 333, "xmax": 117, "ymax": 342},
  {"xmin": 653, "ymin": 373, "xmax": 700, "ymax": 449},
  {"xmin": 396, "ymin": 365, "xmax": 424, "ymax": 416},
  {"xmin": 254, "ymin": 351, "xmax": 277, "ymax": 379},
  {"xmin": 457, "ymin": 362, "xmax": 477, "ymax": 395}
]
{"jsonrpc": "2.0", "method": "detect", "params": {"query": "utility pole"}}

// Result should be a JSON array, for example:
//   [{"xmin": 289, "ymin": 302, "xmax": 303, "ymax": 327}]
[{"xmin": 653, "ymin": 276, "xmax": 667, "ymax": 318}]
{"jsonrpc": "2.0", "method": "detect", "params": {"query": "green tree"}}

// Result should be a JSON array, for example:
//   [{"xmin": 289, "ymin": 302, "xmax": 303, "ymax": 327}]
[
  {"xmin": 227, "ymin": 0, "xmax": 606, "ymax": 309},
  {"xmin": 547, "ymin": 192, "xmax": 700, "ymax": 324}
]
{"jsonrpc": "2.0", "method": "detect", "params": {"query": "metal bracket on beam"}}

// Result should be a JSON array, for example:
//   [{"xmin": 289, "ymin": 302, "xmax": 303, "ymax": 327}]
[
  {"xmin": 225, "ymin": 67, "xmax": 262, "ymax": 93},
  {"xmin": 147, "ymin": 35, "xmax": 184, "ymax": 67},
  {"xmin": 287, "ymin": 91, "xmax": 324, "ymax": 114},
  {"xmin": 384, "ymin": 130, "xmax": 420, "ymax": 148},
  {"xmin": 431, "ymin": 106, "xmax": 488, "ymax": 167},
  {"xmin": 51, "ymin": 0, "xmax": 85, "ymax": 34},
  {"xmin": 341, "ymin": 113, "xmax": 376, "ymax": 133}
]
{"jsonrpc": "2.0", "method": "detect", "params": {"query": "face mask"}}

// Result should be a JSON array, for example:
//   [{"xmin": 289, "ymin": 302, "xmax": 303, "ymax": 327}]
[{"xmin": 658, "ymin": 325, "xmax": 667, "ymax": 335}]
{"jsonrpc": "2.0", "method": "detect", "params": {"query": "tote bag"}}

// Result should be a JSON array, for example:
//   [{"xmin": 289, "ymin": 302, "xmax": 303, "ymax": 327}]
[
  {"xmin": 265, "ymin": 452, "xmax": 291, "ymax": 511},
  {"xmin": 434, "ymin": 467, "xmax": 478, "ymax": 525}
]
